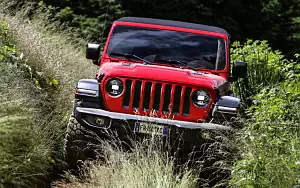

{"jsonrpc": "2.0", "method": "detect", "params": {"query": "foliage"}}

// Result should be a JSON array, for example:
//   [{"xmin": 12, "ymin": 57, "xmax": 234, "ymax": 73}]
[
  {"xmin": 0, "ymin": 4, "xmax": 94, "ymax": 186},
  {"xmin": 1, "ymin": 1, "xmax": 300, "ymax": 187},
  {"xmin": 1, "ymin": 0, "xmax": 125, "ymax": 44},
  {"xmin": 230, "ymin": 41, "xmax": 300, "ymax": 187},
  {"xmin": 55, "ymin": 0, "xmax": 125, "ymax": 44},
  {"xmin": 0, "ymin": 21, "xmax": 54, "ymax": 188},
  {"xmin": 231, "ymin": 40, "xmax": 299, "ymax": 106},
  {"xmin": 1, "ymin": 0, "xmax": 299, "ymax": 56}
]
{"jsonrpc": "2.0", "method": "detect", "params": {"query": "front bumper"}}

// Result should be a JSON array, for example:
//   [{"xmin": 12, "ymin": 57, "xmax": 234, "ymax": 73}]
[{"xmin": 74, "ymin": 107, "xmax": 232, "ymax": 131}]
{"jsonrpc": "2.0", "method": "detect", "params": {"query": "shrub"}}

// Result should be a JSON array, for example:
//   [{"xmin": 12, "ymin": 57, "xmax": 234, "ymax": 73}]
[
  {"xmin": 230, "ymin": 41, "xmax": 300, "ymax": 187},
  {"xmin": 231, "ymin": 40, "xmax": 287, "ymax": 106}
]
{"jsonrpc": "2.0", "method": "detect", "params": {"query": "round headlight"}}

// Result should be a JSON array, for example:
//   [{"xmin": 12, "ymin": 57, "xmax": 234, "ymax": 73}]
[
  {"xmin": 192, "ymin": 90, "xmax": 211, "ymax": 107},
  {"xmin": 106, "ymin": 78, "xmax": 124, "ymax": 96}
]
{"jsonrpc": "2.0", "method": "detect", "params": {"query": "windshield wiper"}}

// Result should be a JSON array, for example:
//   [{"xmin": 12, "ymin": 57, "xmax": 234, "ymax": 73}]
[
  {"xmin": 155, "ymin": 59, "xmax": 198, "ymax": 72},
  {"xmin": 109, "ymin": 52, "xmax": 152, "ymax": 65}
]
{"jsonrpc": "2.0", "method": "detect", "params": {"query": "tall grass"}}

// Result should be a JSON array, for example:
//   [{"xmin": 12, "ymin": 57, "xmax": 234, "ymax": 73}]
[
  {"xmin": 53, "ymin": 128, "xmax": 235, "ymax": 188},
  {"xmin": 0, "ymin": 64, "xmax": 54, "ymax": 187},
  {"xmin": 1, "ymin": 0, "xmax": 96, "ymax": 165},
  {"xmin": 0, "ymin": 1, "xmax": 95, "ymax": 186},
  {"xmin": 0, "ymin": 0, "xmax": 95, "ymax": 101},
  {"xmin": 0, "ymin": 1, "xmax": 201, "ymax": 187},
  {"xmin": 54, "ymin": 138, "xmax": 198, "ymax": 188}
]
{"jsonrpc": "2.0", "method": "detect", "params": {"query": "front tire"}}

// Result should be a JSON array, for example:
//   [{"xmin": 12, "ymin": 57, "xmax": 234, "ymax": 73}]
[{"xmin": 64, "ymin": 115, "xmax": 97, "ymax": 170}]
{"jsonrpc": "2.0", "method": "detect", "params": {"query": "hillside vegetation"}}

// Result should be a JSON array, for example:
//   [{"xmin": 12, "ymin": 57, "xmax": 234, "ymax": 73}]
[
  {"xmin": 1, "ymin": 1, "xmax": 300, "ymax": 188},
  {"xmin": 230, "ymin": 42, "xmax": 300, "ymax": 187},
  {"xmin": 0, "ymin": 4, "xmax": 197, "ymax": 188},
  {"xmin": 0, "ymin": 3, "xmax": 94, "ymax": 187},
  {"xmin": 5, "ymin": 0, "xmax": 300, "ymax": 57},
  {"xmin": 0, "ymin": 20, "xmax": 54, "ymax": 187}
]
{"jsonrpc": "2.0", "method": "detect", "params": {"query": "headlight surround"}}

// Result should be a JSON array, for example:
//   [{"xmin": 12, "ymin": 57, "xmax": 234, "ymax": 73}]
[
  {"xmin": 106, "ymin": 78, "xmax": 124, "ymax": 97},
  {"xmin": 192, "ymin": 89, "xmax": 211, "ymax": 107}
]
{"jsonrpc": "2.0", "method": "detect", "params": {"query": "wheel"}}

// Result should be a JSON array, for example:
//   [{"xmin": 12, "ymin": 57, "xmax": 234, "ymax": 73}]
[{"xmin": 64, "ymin": 115, "xmax": 98, "ymax": 171}]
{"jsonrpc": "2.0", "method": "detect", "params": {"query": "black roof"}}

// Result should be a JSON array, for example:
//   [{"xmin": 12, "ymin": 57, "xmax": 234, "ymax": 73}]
[{"xmin": 117, "ymin": 17, "xmax": 229, "ymax": 36}]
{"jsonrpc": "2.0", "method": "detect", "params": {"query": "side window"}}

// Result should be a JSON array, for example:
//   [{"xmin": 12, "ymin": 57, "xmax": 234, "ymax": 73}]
[{"xmin": 216, "ymin": 39, "xmax": 226, "ymax": 70}]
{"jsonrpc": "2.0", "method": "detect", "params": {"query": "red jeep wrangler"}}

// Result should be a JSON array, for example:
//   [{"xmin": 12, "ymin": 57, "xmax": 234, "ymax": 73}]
[{"xmin": 65, "ymin": 17, "xmax": 247, "ymax": 168}]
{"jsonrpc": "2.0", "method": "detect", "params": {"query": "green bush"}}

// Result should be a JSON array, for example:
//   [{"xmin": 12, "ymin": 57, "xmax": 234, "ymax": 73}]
[
  {"xmin": 231, "ymin": 40, "xmax": 288, "ymax": 106},
  {"xmin": 230, "ymin": 41, "xmax": 300, "ymax": 187},
  {"xmin": 231, "ymin": 84, "xmax": 300, "ymax": 188}
]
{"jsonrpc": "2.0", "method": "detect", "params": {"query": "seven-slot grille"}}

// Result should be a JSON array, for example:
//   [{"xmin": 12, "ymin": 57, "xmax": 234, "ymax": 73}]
[{"xmin": 122, "ymin": 79, "xmax": 193, "ymax": 116}]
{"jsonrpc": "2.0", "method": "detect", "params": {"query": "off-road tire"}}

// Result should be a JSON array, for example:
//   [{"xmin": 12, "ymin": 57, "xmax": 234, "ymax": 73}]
[{"xmin": 64, "ymin": 115, "xmax": 97, "ymax": 171}]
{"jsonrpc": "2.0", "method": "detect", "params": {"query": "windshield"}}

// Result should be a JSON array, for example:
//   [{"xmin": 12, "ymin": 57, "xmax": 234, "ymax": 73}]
[{"xmin": 106, "ymin": 26, "xmax": 226, "ymax": 70}]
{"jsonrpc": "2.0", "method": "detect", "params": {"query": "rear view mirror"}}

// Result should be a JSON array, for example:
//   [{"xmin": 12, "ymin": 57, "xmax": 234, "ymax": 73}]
[
  {"xmin": 231, "ymin": 61, "xmax": 247, "ymax": 81},
  {"xmin": 86, "ymin": 43, "xmax": 101, "ymax": 65}
]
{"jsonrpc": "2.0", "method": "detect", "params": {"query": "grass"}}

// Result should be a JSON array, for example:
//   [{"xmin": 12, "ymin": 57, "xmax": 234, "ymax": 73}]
[
  {"xmin": 54, "ymin": 138, "xmax": 198, "ymax": 188},
  {"xmin": 53, "ymin": 128, "xmax": 234, "ymax": 188},
  {"xmin": 0, "ymin": 1, "xmax": 201, "ymax": 187},
  {"xmin": 1, "ymin": 0, "xmax": 95, "ymax": 159},
  {"xmin": 0, "ymin": 66, "xmax": 54, "ymax": 187},
  {"xmin": 0, "ymin": 1, "xmax": 95, "ymax": 187}
]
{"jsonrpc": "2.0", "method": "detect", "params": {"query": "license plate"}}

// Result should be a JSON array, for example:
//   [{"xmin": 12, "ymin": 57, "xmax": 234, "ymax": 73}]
[{"xmin": 134, "ymin": 122, "xmax": 168, "ymax": 136}]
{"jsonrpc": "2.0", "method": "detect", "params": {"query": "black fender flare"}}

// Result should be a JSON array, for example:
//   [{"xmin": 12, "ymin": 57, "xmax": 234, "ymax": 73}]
[
  {"xmin": 74, "ymin": 79, "xmax": 103, "ymax": 117},
  {"xmin": 75, "ymin": 79, "xmax": 99, "ymax": 97},
  {"xmin": 212, "ymin": 96, "xmax": 240, "ymax": 118}
]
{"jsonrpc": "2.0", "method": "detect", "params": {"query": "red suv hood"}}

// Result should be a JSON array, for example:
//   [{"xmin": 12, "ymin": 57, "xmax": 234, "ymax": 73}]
[{"xmin": 99, "ymin": 62, "xmax": 227, "ymax": 89}]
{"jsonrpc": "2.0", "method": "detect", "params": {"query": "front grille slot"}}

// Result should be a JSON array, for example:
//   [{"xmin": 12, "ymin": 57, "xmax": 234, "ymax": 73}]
[
  {"xmin": 153, "ymin": 83, "xmax": 162, "ymax": 111},
  {"xmin": 122, "ymin": 80, "xmax": 132, "ymax": 108},
  {"xmin": 163, "ymin": 84, "xmax": 172, "ymax": 112},
  {"xmin": 133, "ymin": 80, "xmax": 142, "ymax": 109},
  {"xmin": 122, "ymin": 79, "xmax": 191, "ymax": 116},
  {"xmin": 183, "ymin": 87, "xmax": 192, "ymax": 116},
  {"xmin": 143, "ymin": 82, "xmax": 152, "ymax": 110},
  {"xmin": 172, "ymin": 86, "xmax": 182, "ymax": 114}
]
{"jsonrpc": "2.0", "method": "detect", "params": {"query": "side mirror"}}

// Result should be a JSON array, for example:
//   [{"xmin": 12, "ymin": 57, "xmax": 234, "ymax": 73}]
[
  {"xmin": 86, "ymin": 43, "xmax": 101, "ymax": 65},
  {"xmin": 231, "ymin": 61, "xmax": 247, "ymax": 81}
]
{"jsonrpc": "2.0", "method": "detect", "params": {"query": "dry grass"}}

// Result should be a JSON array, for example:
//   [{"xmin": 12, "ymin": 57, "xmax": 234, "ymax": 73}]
[
  {"xmin": 0, "ymin": 0, "xmax": 96, "ymax": 164},
  {"xmin": 54, "ymin": 137, "xmax": 198, "ymax": 188},
  {"xmin": 0, "ymin": 1, "xmax": 95, "ymax": 187},
  {"xmin": 0, "ymin": 66, "xmax": 54, "ymax": 187},
  {"xmin": 0, "ymin": 0, "xmax": 95, "ymax": 120}
]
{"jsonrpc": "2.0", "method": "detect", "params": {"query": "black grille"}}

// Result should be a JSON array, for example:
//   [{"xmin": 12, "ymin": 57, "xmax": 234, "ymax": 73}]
[
  {"xmin": 163, "ymin": 84, "xmax": 172, "ymax": 112},
  {"xmin": 153, "ymin": 83, "xmax": 162, "ymax": 111},
  {"xmin": 122, "ymin": 79, "xmax": 191, "ymax": 116},
  {"xmin": 132, "ymin": 80, "xmax": 142, "ymax": 109},
  {"xmin": 172, "ymin": 86, "xmax": 182, "ymax": 114},
  {"xmin": 143, "ymin": 82, "xmax": 152, "ymax": 110},
  {"xmin": 183, "ymin": 87, "xmax": 192, "ymax": 116},
  {"xmin": 122, "ymin": 80, "xmax": 132, "ymax": 108}
]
